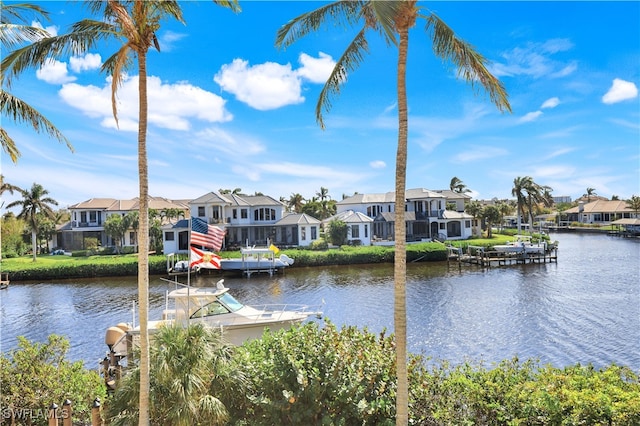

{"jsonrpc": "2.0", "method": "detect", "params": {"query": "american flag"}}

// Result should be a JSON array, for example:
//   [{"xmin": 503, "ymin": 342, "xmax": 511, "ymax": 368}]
[{"xmin": 191, "ymin": 217, "xmax": 225, "ymax": 251}]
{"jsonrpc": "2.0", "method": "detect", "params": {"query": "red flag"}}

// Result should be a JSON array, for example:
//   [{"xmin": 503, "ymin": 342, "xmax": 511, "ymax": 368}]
[{"xmin": 190, "ymin": 246, "xmax": 221, "ymax": 270}]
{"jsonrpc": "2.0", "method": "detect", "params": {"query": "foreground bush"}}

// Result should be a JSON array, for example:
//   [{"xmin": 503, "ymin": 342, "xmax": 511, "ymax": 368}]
[
  {"xmin": 0, "ymin": 335, "xmax": 106, "ymax": 426},
  {"xmin": 233, "ymin": 321, "xmax": 397, "ymax": 425}
]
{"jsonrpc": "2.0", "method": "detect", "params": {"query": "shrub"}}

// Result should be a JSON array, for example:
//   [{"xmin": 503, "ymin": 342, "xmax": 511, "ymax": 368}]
[
  {"xmin": 309, "ymin": 239, "xmax": 328, "ymax": 250},
  {"xmin": 0, "ymin": 335, "xmax": 106, "ymax": 426}
]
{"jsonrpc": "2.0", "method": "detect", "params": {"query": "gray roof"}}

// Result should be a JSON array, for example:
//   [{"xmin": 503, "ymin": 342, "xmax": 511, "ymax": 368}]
[
  {"xmin": 277, "ymin": 213, "xmax": 321, "ymax": 226},
  {"xmin": 338, "ymin": 188, "xmax": 446, "ymax": 206},
  {"xmin": 324, "ymin": 210, "xmax": 374, "ymax": 224}
]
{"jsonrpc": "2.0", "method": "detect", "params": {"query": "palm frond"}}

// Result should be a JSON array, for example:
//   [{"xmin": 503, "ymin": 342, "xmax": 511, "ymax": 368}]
[
  {"xmin": 276, "ymin": 1, "xmax": 365, "ymax": 50},
  {"xmin": 0, "ymin": 23, "xmax": 51, "ymax": 49},
  {"xmin": 0, "ymin": 2, "xmax": 50, "ymax": 24},
  {"xmin": 212, "ymin": 0, "xmax": 241, "ymax": 14},
  {"xmin": 425, "ymin": 13, "xmax": 511, "ymax": 113},
  {"xmin": 0, "ymin": 89, "xmax": 74, "ymax": 155},
  {"xmin": 1, "ymin": 19, "xmax": 118, "ymax": 86},
  {"xmin": 0, "ymin": 127, "xmax": 20, "ymax": 162},
  {"xmin": 315, "ymin": 28, "xmax": 370, "ymax": 129},
  {"xmin": 367, "ymin": 0, "xmax": 402, "ymax": 46}
]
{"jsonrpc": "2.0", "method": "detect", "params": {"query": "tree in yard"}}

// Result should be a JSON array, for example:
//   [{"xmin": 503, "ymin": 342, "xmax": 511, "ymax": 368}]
[
  {"xmin": 276, "ymin": 4, "xmax": 510, "ymax": 422},
  {"xmin": 104, "ymin": 213, "xmax": 127, "ymax": 254},
  {"xmin": 465, "ymin": 199, "xmax": 484, "ymax": 237},
  {"xmin": 511, "ymin": 176, "xmax": 550, "ymax": 233},
  {"xmin": 482, "ymin": 205, "xmax": 501, "ymax": 238},
  {"xmin": 2, "ymin": 2, "xmax": 241, "ymax": 422},
  {"xmin": 449, "ymin": 176, "xmax": 470, "ymax": 194},
  {"xmin": 497, "ymin": 201, "xmax": 512, "ymax": 232},
  {"xmin": 627, "ymin": 195, "xmax": 640, "ymax": 217},
  {"xmin": 5, "ymin": 182, "xmax": 57, "ymax": 261},
  {"xmin": 0, "ymin": 174, "xmax": 21, "ymax": 196},
  {"xmin": 0, "ymin": 1, "xmax": 74, "ymax": 162},
  {"xmin": 585, "ymin": 187, "xmax": 597, "ymax": 202}
]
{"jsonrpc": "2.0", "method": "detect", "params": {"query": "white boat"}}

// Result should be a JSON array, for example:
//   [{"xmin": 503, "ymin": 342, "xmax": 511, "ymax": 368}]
[
  {"xmin": 103, "ymin": 279, "xmax": 321, "ymax": 386},
  {"xmin": 220, "ymin": 246, "xmax": 294, "ymax": 276},
  {"xmin": 493, "ymin": 235, "xmax": 546, "ymax": 254}
]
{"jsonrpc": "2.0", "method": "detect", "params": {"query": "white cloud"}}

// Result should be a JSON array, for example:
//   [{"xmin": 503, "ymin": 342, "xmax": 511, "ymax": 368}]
[
  {"xmin": 602, "ymin": 78, "xmax": 638, "ymax": 104},
  {"xmin": 541, "ymin": 97, "xmax": 560, "ymax": 109},
  {"xmin": 214, "ymin": 59, "xmax": 304, "ymax": 110},
  {"xmin": 32, "ymin": 21, "xmax": 57, "ymax": 37},
  {"xmin": 36, "ymin": 59, "xmax": 76, "ymax": 84},
  {"xmin": 492, "ymin": 38, "xmax": 576, "ymax": 79},
  {"xmin": 58, "ymin": 75, "xmax": 232, "ymax": 131},
  {"xmin": 519, "ymin": 111, "xmax": 543, "ymax": 123},
  {"xmin": 159, "ymin": 30, "xmax": 187, "ymax": 52},
  {"xmin": 369, "ymin": 160, "xmax": 386, "ymax": 169},
  {"xmin": 69, "ymin": 53, "xmax": 102, "ymax": 73},
  {"xmin": 296, "ymin": 52, "xmax": 335, "ymax": 83},
  {"xmin": 214, "ymin": 53, "xmax": 335, "ymax": 110}
]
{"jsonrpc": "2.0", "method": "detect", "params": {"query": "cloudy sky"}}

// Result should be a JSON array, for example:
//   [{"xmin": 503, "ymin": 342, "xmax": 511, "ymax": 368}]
[{"xmin": 1, "ymin": 1, "xmax": 639, "ymax": 210}]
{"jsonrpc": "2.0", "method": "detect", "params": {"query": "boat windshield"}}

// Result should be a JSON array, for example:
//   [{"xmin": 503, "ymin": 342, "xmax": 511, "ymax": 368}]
[{"xmin": 219, "ymin": 292, "xmax": 244, "ymax": 312}]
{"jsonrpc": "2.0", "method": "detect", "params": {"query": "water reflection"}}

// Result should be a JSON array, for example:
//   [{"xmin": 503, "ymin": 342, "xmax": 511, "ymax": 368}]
[{"xmin": 1, "ymin": 233, "xmax": 638, "ymax": 371}]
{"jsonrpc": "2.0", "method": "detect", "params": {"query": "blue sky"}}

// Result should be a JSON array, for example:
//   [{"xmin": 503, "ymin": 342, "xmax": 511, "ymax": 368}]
[{"xmin": 2, "ymin": 1, "xmax": 639, "ymax": 211}]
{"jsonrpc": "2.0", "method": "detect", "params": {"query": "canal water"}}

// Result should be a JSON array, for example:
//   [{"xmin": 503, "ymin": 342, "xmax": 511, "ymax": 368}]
[{"xmin": 1, "ymin": 232, "xmax": 638, "ymax": 371}]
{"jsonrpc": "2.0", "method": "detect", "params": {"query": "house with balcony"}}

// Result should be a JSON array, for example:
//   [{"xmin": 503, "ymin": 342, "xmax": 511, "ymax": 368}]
[
  {"xmin": 162, "ymin": 191, "xmax": 321, "ymax": 254},
  {"xmin": 336, "ymin": 188, "xmax": 473, "ymax": 242},
  {"xmin": 59, "ymin": 197, "xmax": 189, "ymax": 251}
]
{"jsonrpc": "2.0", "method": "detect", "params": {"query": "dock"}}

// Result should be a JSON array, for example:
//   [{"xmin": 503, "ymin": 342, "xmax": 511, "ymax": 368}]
[
  {"xmin": 447, "ymin": 244, "xmax": 558, "ymax": 267},
  {"xmin": 1, "ymin": 273, "xmax": 9, "ymax": 289}
]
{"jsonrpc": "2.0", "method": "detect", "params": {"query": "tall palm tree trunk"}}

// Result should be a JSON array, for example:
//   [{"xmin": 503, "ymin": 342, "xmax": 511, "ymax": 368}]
[
  {"xmin": 137, "ymin": 49, "xmax": 151, "ymax": 426},
  {"xmin": 394, "ymin": 23, "xmax": 409, "ymax": 426},
  {"xmin": 31, "ymin": 229, "xmax": 37, "ymax": 261}
]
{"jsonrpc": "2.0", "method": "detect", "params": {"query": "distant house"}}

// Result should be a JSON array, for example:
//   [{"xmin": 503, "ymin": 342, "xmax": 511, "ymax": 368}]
[
  {"xmin": 563, "ymin": 200, "xmax": 637, "ymax": 225},
  {"xmin": 336, "ymin": 188, "xmax": 473, "ymax": 242},
  {"xmin": 162, "ymin": 191, "xmax": 321, "ymax": 254},
  {"xmin": 59, "ymin": 197, "xmax": 189, "ymax": 251},
  {"xmin": 323, "ymin": 210, "xmax": 374, "ymax": 246}
]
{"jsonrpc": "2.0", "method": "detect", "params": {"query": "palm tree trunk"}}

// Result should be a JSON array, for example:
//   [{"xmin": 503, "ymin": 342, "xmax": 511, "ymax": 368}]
[
  {"xmin": 394, "ymin": 24, "xmax": 409, "ymax": 426},
  {"xmin": 31, "ymin": 230, "xmax": 37, "ymax": 261},
  {"xmin": 137, "ymin": 49, "xmax": 151, "ymax": 426}
]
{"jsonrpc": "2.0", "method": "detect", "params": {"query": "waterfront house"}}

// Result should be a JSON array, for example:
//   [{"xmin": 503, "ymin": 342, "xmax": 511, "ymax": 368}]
[
  {"xmin": 323, "ymin": 210, "xmax": 374, "ymax": 246},
  {"xmin": 60, "ymin": 197, "xmax": 189, "ymax": 251},
  {"xmin": 562, "ymin": 200, "xmax": 637, "ymax": 225},
  {"xmin": 336, "ymin": 188, "xmax": 473, "ymax": 242},
  {"xmin": 162, "ymin": 191, "xmax": 321, "ymax": 254}
]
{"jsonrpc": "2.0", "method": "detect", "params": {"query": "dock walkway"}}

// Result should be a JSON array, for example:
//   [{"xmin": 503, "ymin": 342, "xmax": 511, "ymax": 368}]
[{"xmin": 447, "ymin": 244, "xmax": 558, "ymax": 267}]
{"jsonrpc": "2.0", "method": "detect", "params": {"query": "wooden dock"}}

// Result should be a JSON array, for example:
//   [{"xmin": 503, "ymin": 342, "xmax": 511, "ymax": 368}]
[{"xmin": 447, "ymin": 244, "xmax": 558, "ymax": 267}]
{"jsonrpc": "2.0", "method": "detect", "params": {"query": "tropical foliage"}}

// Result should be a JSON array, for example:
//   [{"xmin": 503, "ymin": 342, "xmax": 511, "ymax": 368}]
[
  {"xmin": 0, "ymin": 1, "xmax": 74, "ymax": 163},
  {"xmin": 106, "ymin": 323, "xmax": 245, "ymax": 426},
  {"xmin": 0, "ymin": 335, "xmax": 106, "ymax": 426},
  {"xmin": 5, "ymin": 182, "xmax": 58, "ymax": 261}
]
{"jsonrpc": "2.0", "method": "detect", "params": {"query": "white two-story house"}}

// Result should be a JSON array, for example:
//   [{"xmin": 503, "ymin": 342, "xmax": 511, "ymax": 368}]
[
  {"xmin": 336, "ymin": 188, "xmax": 473, "ymax": 242},
  {"xmin": 162, "ymin": 191, "xmax": 321, "ymax": 254}
]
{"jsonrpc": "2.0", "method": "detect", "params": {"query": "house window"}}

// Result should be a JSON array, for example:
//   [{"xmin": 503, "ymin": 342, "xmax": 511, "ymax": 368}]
[
  {"xmin": 241, "ymin": 209, "xmax": 248, "ymax": 219},
  {"xmin": 198, "ymin": 206, "xmax": 205, "ymax": 216},
  {"xmin": 364, "ymin": 224, "xmax": 368, "ymax": 238},
  {"xmin": 351, "ymin": 225, "xmax": 360, "ymax": 238},
  {"xmin": 311, "ymin": 226, "xmax": 317, "ymax": 240},
  {"xmin": 89, "ymin": 211, "xmax": 97, "ymax": 222},
  {"xmin": 129, "ymin": 231, "xmax": 136, "ymax": 245},
  {"xmin": 439, "ymin": 223, "xmax": 445, "ymax": 230},
  {"xmin": 301, "ymin": 227, "xmax": 306, "ymax": 240},
  {"xmin": 165, "ymin": 231, "xmax": 174, "ymax": 241},
  {"xmin": 233, "ymin": 209, "xmax": 237, "ymax": 219},
  {"xmin": 254, "ymin": 208, "xmax": 276, "ymax": 221},
  {"xmin": 465, "ymin": 220, "xmax": 471, "ymax": 228}
]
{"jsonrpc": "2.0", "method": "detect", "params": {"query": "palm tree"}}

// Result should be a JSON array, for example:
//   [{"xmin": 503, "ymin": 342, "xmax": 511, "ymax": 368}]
[
  {"xmin": 288, "ymin": 193, "xmax": 305, "ymax": 213},
  {"xmin": 5, "ymin": 182, "xmax": 57, "ymax": 261},
  {"xmin": 3, "ymin": 2, "xmax": 241, "ymax": 422},
  {"xmin": 465, "ymin": 199, "xmax": 484, "ymax": 237},
  {"xmin": 276, "ymin": 2, "xmax": 510, "ymax": 422},
  {"xmin": 449, "ymin": 176, "xmax": 470, "ymax": 193},
  {"xmin": 585, "ymin": 187, "xmax": 597, "ymax": 202},
  {"xmin": 511, "ymin": 176, "xmax": 532, "ymax": 233},
  {"xmin": 0, "ymin": 1, "xmax": 73, "ymax": 162},
  {"xmin": 626, "ymin": 195, "xmax": 640, "ymax": 218},
  {"xmin": 106, "ymin": 323, "xmax": 245, "ymax": 425}
]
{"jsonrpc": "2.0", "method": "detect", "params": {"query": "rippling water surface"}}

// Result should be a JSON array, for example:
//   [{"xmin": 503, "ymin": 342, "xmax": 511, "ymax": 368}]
[{"xmin": 1, "ymin": 232, "xmax": 638, "ymax": 370}]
